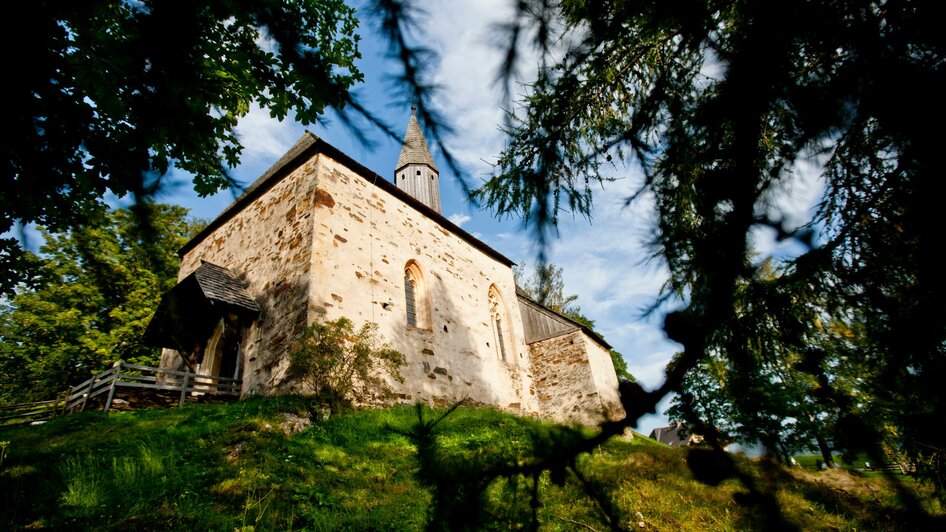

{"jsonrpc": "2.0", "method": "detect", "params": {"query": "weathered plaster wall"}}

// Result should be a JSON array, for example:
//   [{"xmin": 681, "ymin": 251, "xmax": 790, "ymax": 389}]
[
  {"xmin": 164, "ymin": 157, "xmax": 323, "ymax": 393},
  {"xmin": 160, "ymin": 142, "xmax": 622, "ymax": 424},
  {"xmin": 305, "ymin": 154, "xmax": 540, "ymax": 415},
  {"xmin": 529, "ymin": 331, "xmax": 622, "ymax": 425},
  {"xmin": 581, "ymin": 337, "xmax": 625, "ymax": 421}
]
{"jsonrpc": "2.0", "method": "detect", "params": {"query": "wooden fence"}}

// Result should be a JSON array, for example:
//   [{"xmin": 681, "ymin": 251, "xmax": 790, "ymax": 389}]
[
  {"xmin": 0, "ymin": 398, "xmax": 64, "ymax": 423},
  {"xmin": 62, "ymin": 362, "xmax": 242, "ymax": 414},
  {"xmin": 2, "ymin": 362, "xmax": 241, "ymax": 424}
]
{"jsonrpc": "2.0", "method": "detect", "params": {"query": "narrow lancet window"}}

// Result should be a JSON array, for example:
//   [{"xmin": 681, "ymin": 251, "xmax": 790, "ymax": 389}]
[
  {"xmin": 488, "ymin": 286, "xmax": 511, "ymax": 362},
  {"xmin": 495, "ymin": 318, "xmax": 507, "ymax": 361},
  {"xmin": 405, "ymin": 269, "xmax": 417, "ymax": 327},
  {"xmin": 404, "ymin": 261, "xmax": 430, "ymax": 329}
]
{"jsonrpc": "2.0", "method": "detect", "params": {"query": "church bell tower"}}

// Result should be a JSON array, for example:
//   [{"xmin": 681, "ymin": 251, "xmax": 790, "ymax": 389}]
[{"xmin": 395, "ymin": 107, "xmax": 440, "ymax": 213}]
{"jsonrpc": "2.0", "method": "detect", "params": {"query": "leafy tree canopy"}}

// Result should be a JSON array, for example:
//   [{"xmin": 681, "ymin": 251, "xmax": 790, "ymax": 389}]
[
  {"xmin": 478, "ymin": 0, "xmax": 946, "ymax": 494},
  {"xmin": 0, "ymin": 203, "xmax": 201, "ymax": 404},
  {"xmin": 666, "ymin": 261, "xmax": 845, "ymax": 466},
  {"xmin": 514, "ymin": 263, "xmax": 584, "ymax": 324},
  {"xmin": 2, "ymin": 0, "xmax": 363, "ymax": 294}
]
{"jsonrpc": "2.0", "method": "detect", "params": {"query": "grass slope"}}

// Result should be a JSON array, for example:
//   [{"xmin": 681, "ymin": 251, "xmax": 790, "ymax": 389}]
[{"xmin": 1, "ymin": 396, "xmax": 942, "ymax": 530}]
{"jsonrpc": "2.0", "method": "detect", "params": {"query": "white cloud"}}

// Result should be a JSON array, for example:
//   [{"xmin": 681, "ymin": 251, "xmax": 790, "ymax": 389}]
[
  {"xmin": 419, "ymin": 0, "xmax": 539, "ymax": 175},
  {"xmin": 751, "ymin": 153, "xmax": 827, "ymax": 262},
  {"xmin": 234, "ymin": 103, "xmax": 304, "ymax": 165},
  {"xmin": 448, "ymin": 213, "xmax": 472, "ymax": 227}
]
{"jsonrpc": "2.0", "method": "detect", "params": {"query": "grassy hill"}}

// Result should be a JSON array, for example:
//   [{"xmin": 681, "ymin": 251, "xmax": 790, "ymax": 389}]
[{"xmin": 1, "ymin": 397, "xmax": 942, "ymax": 530}]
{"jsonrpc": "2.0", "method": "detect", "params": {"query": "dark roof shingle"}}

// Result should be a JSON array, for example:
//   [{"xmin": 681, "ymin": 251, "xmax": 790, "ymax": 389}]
[
  {"xmin": 395, "ymin": 109, "xmax": 438, "ymax": 172},
  {"xmin": 192, "ymin": 262, "xmax": 260, "ymax": 314}
]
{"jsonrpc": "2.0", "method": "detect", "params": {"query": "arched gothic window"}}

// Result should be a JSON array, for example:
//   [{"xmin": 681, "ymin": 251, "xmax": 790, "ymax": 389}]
[
  {"xmin": 405, "ymin": 269, "xmax": 418, "ymax": 327},
  {"xmin": 404, "ymin": 261, "xmax": 430, "ymax": 329},
  {"xmin": 488, "ymin": 286, "xmax": 511, "ymax": 362}
]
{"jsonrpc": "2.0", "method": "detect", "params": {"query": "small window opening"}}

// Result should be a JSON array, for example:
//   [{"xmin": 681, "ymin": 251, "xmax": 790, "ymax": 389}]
[
  {"xmin": 404, "ymin": 262, "xmax": 431, "ymax": 330},
  {"xmin": 495, "ymin": 318, "xmax": 507, "ymax": 361},
  {"xmin": 416, "ymin": 170, "xmax": 421, "ymax": 175},
  {"xmin": 405, "ymin": 270, "xmax": 417, "ymax": 327},
  {"xmin": 488, "ymin": 286, "xmax": 512, "ymax": 363}
]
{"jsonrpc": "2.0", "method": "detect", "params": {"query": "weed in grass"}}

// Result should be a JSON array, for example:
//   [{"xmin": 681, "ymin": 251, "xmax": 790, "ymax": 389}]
[
  {"xmin": 137, "ymin": 441, "xmax": 166, "ymax": 476},
  {"xmin": 109, "ymin": 441, "xmax": 167, "ymax": 496},
  {"xmin": 112, "ymin": 455, "xmax": 141, "ymax": 491},
  {"xmin": 239, "ymin": 469, "xmax": 277, "ymax": 531},
  {"xmin": 60, "ymin": 454, "xmax": 103, "ymax": 510}
]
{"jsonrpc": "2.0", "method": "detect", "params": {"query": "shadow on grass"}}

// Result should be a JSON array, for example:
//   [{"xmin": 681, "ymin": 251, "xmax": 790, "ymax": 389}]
[{"xmin": 2, "ymin": 398, "xmax": 943, "ymax": 530}]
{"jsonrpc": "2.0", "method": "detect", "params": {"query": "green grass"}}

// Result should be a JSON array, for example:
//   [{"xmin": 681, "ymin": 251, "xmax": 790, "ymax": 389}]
[{"xmin": 1, "ymin": 397, "xmax": 941, "ymax": 530}]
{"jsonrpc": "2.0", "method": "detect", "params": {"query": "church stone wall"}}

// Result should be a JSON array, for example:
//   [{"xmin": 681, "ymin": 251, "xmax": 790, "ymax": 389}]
[
  {"xmin": 582, "ymin": 336, "xmax": 625, "ymax": 421},
  {"xmin": 529, "ymin": 331, "xmax": 625, "ymax": 424},
  {"xmin": 160, "ymin": 136, "xmax": 625, "ymax": 424},
  {"xmin": 305, "ymin": 154, "xmax": 541, "ymax": 415},
  {"xmin": 163, "ymin": 157, "xmax": 324, "ymax": 393}
]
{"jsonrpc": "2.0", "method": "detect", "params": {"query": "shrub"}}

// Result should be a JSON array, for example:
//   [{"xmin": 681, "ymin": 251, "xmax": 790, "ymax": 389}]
[{"xmin": 287, "ymin": 317, "xmax": 405, "ymax": 413}]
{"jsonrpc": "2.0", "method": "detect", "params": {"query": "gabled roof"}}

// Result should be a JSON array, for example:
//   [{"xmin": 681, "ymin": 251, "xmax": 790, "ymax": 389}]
[
  {"xmin": 142, "ymin": 262, "xmax": 259, "ymax": 350},
  {"xmin": 649, "ymin": 423, "xmax": 698, "ymax": 447},
  {"xmin": 395, "ymin": 108, "xmax": 438, "ymax": 173},
  {"xmin": 191, "ymin": 262, "xmax": 261, "ymax": 314},
  {"xmin": 516, "ymin": 288, "xmax": 611, "ymax": 350},
  {"xmin": 178, "ymin": 132, "xmax": 514, "ymax": 267}
]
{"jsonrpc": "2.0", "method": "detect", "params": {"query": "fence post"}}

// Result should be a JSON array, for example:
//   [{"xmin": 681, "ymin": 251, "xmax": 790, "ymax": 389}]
[
  {"xmin": 103, "ymin": 362, "xmax": 122, "ymax": 413},
  {"xmin": 55, "ymin": 391, "xmax": 66, "ymax": 417},
  {"xmin": 179, "ymin": 373, "xmax": 190, "ymax": 407},
  {"xmin": 80, "ymin": 373, "xmax": 96, "ymax": 412}
]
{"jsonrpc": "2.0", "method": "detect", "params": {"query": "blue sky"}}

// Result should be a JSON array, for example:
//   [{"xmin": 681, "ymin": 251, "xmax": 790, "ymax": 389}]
[{"xmin": 141, "ymin": 0, "xmax": 824, "ymax": 434}]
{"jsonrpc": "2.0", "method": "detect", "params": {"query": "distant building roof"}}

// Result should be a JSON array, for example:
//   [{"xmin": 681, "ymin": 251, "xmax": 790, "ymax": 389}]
[
  {"xmin": 395, "ymin": 108, "xmax": 438, "ymax": 173},
  {"xmin": 649, "ymin": 422, "xmax": 701, "ymax": 447}
]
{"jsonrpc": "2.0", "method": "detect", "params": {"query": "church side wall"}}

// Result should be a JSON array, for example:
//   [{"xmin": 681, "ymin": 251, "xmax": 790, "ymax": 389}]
[
  {"xmin": 304, "ymin": 154, "xmax": 541, "ymax": 415},
  {"xmin": 166, "ymin": 159, "xmax": 323, "ymax": 393},
  {"xmin": 529, "ymin": 331, "xmax": 612, "ymax": 425},
  {"xmin": 580, "ymin": 336, "xmax": 625, "ymax": 421}
]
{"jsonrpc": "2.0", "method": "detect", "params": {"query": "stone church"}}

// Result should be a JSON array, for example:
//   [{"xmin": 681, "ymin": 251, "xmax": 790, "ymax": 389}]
[{"xmin": 145, "ymin": 111, "xmax": 624, "ymax": 425}]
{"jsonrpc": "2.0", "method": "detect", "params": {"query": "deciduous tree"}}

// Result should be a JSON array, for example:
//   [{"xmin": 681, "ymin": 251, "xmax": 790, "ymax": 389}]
[
  {"xmin": 0, "ymin": 203, "xmax": 200, "ymax": 403},
  {"xmin": 2, "ymin": 0, "xmax": 364, "ymax": 293}
]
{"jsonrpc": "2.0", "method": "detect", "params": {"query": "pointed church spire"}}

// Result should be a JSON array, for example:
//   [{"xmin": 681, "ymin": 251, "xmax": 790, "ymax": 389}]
[
  {"xmin": 395, "ymin": 107, "xmax": 441, "ymax": 212},
  {"xmin": 396, "ymin": 106, "xmax": 438, "ymax": 173}
]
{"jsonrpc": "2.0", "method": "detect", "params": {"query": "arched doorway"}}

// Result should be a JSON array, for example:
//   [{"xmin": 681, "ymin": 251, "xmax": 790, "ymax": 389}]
[{"xmin": 202, "ymin": 313, "xmax": 245, "ymax": 382}]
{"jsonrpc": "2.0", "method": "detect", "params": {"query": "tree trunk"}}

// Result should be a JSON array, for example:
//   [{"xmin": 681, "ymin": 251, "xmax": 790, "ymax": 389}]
[{"xmin": 816, "ymin": 434, "xmax": 835, "ymax": 468}]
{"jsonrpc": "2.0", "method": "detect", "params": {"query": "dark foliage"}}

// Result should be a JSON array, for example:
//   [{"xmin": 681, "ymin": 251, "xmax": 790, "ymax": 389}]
[
  {"xmin": 466, "ymin": 0, "xmax": 946, "ymax": 525},
  {"xmin": 0, "ymin": 203, "xmax": 200, "ymax": 404},
  {"xmin": 2, "ymin": 0, "xmax": 365, "ymax": 292}
]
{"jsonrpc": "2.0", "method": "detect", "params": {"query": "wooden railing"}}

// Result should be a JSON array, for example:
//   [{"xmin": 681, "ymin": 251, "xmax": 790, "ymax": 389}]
[
  {"xmin": 0, "ymin": 398, "xmax": 65, "ymax": 423},
  {"xmin": 63, "ymin": 362, "xmax": 242, "ymax": 413}
]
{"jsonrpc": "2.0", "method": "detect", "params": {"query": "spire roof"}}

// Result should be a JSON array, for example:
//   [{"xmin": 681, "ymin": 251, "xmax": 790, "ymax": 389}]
[{"xmin": 396, "ymin": 107, "xmax": 438, "ymax": 173}]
